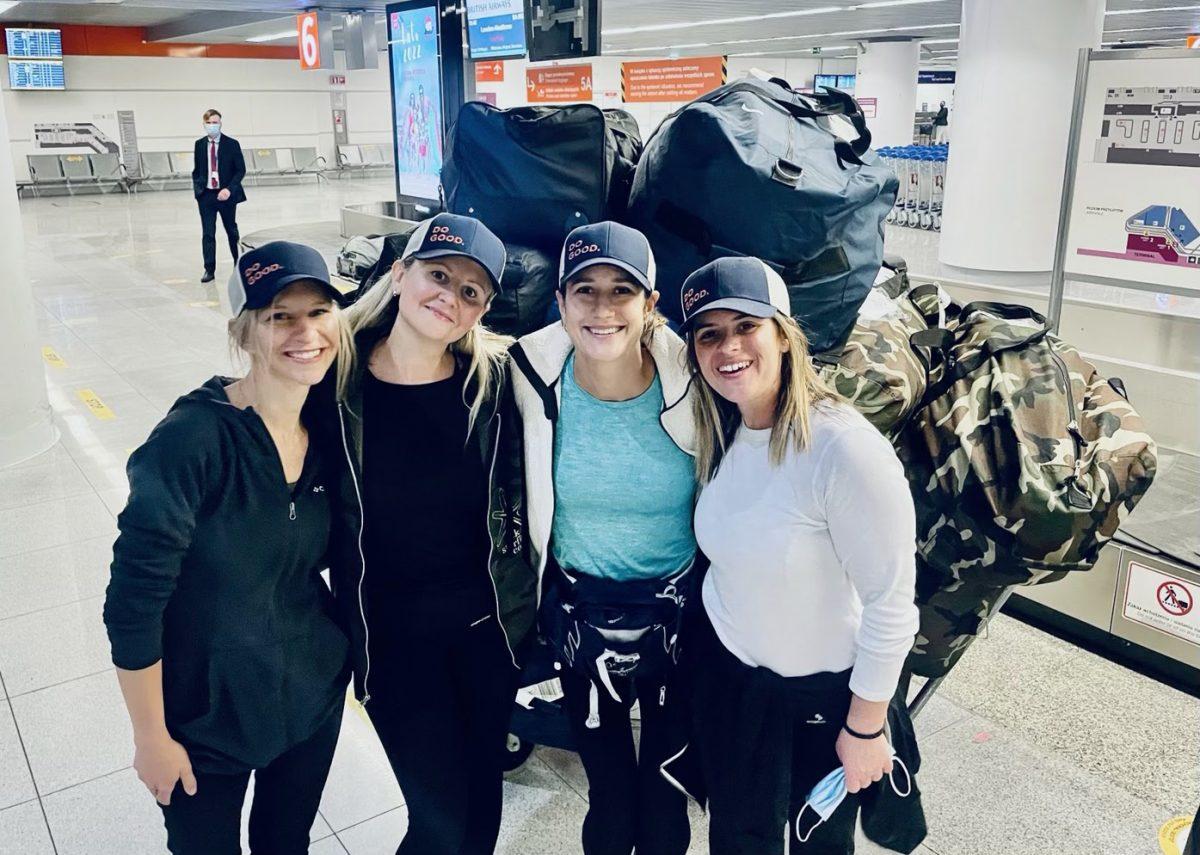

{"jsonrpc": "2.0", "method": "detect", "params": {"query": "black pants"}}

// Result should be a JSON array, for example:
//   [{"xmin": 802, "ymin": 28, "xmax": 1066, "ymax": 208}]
[
  {"xmin": 159, "ymin": 705, "xmax": 343, "ymax": 855},
  {"xmin": 367, "ymin": 614, "xmax": 519, "ymax": 855},
  {"xmin": 560, "ymin": 665, "xmax": 691, "ymax": 855},
  {"xmin": 197, "ymin": 190, "xmax": 240, "ymax": 273},
  {"xmin": 690, "ymin": 611, "xmax": 858, "ymax": 855}
]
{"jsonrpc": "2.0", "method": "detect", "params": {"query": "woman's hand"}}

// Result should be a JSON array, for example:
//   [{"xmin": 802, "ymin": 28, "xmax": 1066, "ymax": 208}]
[
  {"xmin": 134, "ymin": 731, "xmax": 197, "ymax": 806},
  {"xmin": 835, "ymin": 727, "xmax": 894, "ymax": 794}
]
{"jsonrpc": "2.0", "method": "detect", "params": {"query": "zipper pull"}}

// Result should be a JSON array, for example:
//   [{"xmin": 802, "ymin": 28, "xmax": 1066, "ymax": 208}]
[
  {"xmin": 659, "ymin": 685, "xmax": 667, "ymax": 707},
  {"xmin": 289, "ymin": 501, "xmax": 296, "ymax": 521}
]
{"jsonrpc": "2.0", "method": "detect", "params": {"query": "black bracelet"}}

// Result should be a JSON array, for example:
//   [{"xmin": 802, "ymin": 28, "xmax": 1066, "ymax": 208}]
[{"xmin": 842, "ymin": 722, "xmax": 886, "ymax": 740}]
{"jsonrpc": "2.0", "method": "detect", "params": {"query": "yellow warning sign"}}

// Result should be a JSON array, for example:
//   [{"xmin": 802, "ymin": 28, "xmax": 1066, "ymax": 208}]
[
  {"xmin": 41, "ymin": 347, "xmax": 67, "ymax": 368},
  {"xmin": 76, "ymin": 389, "xmax": 116, "ymax": 421},
  {"xmin": 1159, "ymin": 816, "xmax": 1193, "ymax": 855}
]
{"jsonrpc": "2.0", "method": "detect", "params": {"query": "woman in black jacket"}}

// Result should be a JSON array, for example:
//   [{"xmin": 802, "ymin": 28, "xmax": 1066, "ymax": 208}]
[
  {"xmin": 332, "ymin": 213, "xmax": 537, "ymax": 855},
  {"xmin": 103, "ymin": 241, "xmax": 354, "ymax": 855}
]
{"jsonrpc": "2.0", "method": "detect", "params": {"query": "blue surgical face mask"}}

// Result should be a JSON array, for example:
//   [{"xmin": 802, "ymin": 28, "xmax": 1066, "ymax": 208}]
[
  {"xmin": 205, "ymin": 122, "xmax": 221, "ymax": 138},
  {"xmin": 795, "ymin": 758, "xmax": 911, "ymax": 844}
]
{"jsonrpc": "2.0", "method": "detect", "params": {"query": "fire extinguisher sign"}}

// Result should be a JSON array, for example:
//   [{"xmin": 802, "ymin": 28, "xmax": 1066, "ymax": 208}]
[{"xmin": 1122, "ymin": 561, "xmax": 1199, "ymax": 647}]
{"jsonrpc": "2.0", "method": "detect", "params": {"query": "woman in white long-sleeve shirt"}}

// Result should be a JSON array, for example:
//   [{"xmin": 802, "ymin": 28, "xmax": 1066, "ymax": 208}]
[{"xmin": 677, "ymin": 257, "xmax": 919, "ymax": 854}]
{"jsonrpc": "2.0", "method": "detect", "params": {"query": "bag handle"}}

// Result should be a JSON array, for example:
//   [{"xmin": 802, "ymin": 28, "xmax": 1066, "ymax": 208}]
[{"xmin": 509, "ymin": 342, "xmax": 558, "ymax": 422}]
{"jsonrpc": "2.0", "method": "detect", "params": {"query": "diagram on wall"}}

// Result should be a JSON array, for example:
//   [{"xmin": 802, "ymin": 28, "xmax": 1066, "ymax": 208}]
[
  {"xmin": 1094, "ymin": 86, "xmax": 1200, "ymax": 168},
  {"xmin": 1076, "ymin": 204, "xmax": 1200, "ymax": 268},
  {"xmin": 33, "ymin": 123, "xmax": 119, "ymax": 155}
]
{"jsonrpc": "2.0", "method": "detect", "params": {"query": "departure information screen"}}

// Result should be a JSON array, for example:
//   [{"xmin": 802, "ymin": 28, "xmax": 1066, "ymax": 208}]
[
  {"xmin": 466, "ymin": 0, "xmax": 526, "ymax": 60},
  {"xmin": 6, "ymin": 28, "xmax": 63, "ymax": 59},
  {"xmin": 8, "ymin": 60, "xmax": 66, "ymax": 90}
]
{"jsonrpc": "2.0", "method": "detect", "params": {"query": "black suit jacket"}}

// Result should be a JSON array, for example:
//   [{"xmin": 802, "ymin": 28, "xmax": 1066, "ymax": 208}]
[{"xmin": 192, "ymin": 134, "xmax": 247, "ymax": 203}]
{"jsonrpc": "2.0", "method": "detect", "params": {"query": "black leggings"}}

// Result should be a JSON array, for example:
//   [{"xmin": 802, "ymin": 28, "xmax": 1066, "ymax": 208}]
[
  {"xmin": 560, "ymin": 665, "xmax": 692, "ymax": 855},
  {"xmin": 159, "ymin": 705, "xmax": 343, "ymax": 855},
  {"xmin": 691, "ymin": 611, "xmax": 859, "ymax": 855},
  {"xmin": 367, "ymin": 614, "xmax": 519, "ymax": 855}
]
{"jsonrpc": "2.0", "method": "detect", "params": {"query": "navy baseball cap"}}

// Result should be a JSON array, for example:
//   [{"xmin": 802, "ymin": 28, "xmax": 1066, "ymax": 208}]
[
  {"xmin": 402, "ymin": 213, "xmax": 506, "ymax": 294},
  {"xmin": 229, "ymin": 240, "xmax": 344, "ymax": 316},
  {"xmin": 559, "ymin": 221, "xmax": 656, "ymax": 293},
  {"xmin": 678, "ymin": 257, "xmax": 791, "ymax": 333}
]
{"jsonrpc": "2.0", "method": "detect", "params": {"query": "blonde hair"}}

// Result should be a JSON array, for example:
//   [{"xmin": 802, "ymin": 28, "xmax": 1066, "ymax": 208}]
[
  {"xmin": 688, "ymin": 313, "xmax": 838, "ymax": 482},
  {"xmin": 227, "ymin": 286, "xmax": 355, "ymax": 394},
  {"xmin": 344, "ymin": 256, "xmax": 512, "ymax": 434}
]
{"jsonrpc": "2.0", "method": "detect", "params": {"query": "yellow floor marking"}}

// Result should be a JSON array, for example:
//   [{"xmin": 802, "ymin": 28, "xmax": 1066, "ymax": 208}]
[
  {"xmin": 346, "ymin": 695, "xmax": 371, "ymax": 725},
  {"xmin": 76, "ymin": 389, "xmax": 116, "ymax": 421},
  {"xmin": 110, "ymin": 249, "xmax": 165, "ymax": 260},
  {"xmin": 41, "ymin": 346, "xmax": 67, "ymax": 368},
  {"xmin": 1159, "ymin": 816, "xmax": 1193, "ymax": 855},
  {"xmin": 163, "ymin": 278, "xmax": 189, "ymax": 285},
  {"xmin": 189, "ymin": 300, "xmax": 220, "ymax": 308}
]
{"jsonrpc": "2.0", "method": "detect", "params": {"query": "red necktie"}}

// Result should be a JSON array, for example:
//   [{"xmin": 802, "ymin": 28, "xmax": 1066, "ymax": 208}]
[{"xmin": 209, "ymin": 140, "xmax": 218, "ymax": 189}]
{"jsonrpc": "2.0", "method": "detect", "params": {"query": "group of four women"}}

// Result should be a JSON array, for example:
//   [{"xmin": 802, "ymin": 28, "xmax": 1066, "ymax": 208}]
[{"xmin": 103, "ymin": 212, "xmax": 919, "ymax": 855}]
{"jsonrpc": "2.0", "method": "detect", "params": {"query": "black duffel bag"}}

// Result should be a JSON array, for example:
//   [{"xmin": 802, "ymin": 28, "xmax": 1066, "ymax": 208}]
[
  {"xmin": 443, "ymin": 101, "xmax": 643, "ymax": 253},
  {"xmin": 625, "ymin": 77, "xmax": 897, "ymax": 352}
]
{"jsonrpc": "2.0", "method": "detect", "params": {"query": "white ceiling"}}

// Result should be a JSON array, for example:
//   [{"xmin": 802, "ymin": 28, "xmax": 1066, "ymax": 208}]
[{"xmin": 1, "ymin": 0, "xmax": 1198, "ymax": 63}]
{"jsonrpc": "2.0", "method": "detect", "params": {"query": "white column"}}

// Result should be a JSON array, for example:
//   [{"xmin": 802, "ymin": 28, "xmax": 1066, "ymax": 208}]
[
  {"xmin": 938, "ymin": 0, "xmax": 1104, "ymax": 272},
  {"xmin": 0, "ymin": 92, "xmax": 57, "ymax": 467},
  {"xmin": 854, "ymin": 39, "xmax": 921, "ymax": 149}
]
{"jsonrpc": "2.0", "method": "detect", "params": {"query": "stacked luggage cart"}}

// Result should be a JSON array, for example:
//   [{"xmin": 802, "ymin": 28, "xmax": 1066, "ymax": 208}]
[{"xmin": 880, "ymin": 144, "xmax": 949, "ymax": 231}]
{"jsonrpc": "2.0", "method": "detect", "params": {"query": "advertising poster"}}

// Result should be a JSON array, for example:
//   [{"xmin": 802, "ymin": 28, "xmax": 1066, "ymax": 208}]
[
  {"xmin": 466, "ymin": 0, "xmax": 525, "ymax": 59},
  {"xmin": 389, "ymin": 6, "xmax": 443, "ymax": 202},
  {"xmin": 1064, "ymin": 54, "xmax": 1200, "ymax": 292},
  {"xmin": 526, "ymin": 64, "xmax": 592, "ymax": 102},
  {"xmin": 620, "ymin": 57, "xmax": 726, "ymax": 103}
]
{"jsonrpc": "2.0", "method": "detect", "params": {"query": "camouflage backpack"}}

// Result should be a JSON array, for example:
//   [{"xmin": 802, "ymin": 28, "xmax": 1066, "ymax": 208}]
[
  {"xmin": 814, "ymin": 262, "xmax": 943, "ymax": 439},
  {"xmin": 896, "ymin": 301, "xmax": 1158, "ymax": 587}
]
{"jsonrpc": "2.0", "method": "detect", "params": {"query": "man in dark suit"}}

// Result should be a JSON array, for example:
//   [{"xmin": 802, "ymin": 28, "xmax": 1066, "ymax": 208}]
[{"xmin": 192, "ymin": 108, "xmax": 247, "ymax": 283}]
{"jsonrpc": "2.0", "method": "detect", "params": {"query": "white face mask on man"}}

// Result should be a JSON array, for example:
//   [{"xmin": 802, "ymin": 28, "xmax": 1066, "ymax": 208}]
[{"xmin": 205, "ymin": 122, "xmax": 221, "ymax": 138}]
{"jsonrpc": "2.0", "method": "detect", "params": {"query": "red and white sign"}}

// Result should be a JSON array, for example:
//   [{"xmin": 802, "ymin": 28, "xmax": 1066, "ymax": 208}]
[
  {"xmin": 1122, "ymin": 562, "xmax": 1199, "ymax": 646},
  {"xmin": 858, "ymin": 97, "xmax": 878, "ymax": 119},
  {"xmin": 526, "ymin": 64, "xmax": 593, "ymax": 103},
  {"xmin": 620, "ymin": 56, "xmax": 726, "ymax": 103},
  {"xmin": 298, "ymin": 12, "xmax": 322, "ymax": 70},
  {"xmin": 476, "ymin": 61, "xmax": 505, "ymax": 83}
]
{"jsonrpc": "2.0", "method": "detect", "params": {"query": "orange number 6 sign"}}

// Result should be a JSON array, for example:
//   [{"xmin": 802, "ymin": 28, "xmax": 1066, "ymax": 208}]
[{"xmin": 298, "ymin": 13, "xmax": 321, "ymax": 69}]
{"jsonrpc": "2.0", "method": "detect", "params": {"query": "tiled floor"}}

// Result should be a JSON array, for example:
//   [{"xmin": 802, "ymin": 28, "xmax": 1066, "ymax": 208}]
[{"xmin": 0, "ymin": 182, "xmax": 1196, "ymax": 855}]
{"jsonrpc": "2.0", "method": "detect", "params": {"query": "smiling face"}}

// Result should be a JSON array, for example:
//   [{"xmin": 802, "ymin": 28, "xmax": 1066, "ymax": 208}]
[
  {"xmin": 691, "ymin": 309, "xmax": 788, "ymax": 427},
  {"xmin": 393, "ymin": 255, "xmax": 493, "ymax": 346},
  {"xmin": 243, "ymin": 280, "xmax": 339, "ymax": 387},
  {"xmin": 557, "ymin": 263, "xmax": 657, "ymax": 364}
]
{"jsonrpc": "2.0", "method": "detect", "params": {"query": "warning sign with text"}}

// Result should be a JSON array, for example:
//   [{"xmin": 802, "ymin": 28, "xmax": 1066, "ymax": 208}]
[
  {"xmin": 526, "ymin": 64, "xmax": 592, "ymax": 103},
  {"xmin": 621, "ymin": 56, "xmax": 727, "ymax": 103},
  {"xmin": 1122, "ymin": 562, "xmax": 1199, "ymax": 647}
]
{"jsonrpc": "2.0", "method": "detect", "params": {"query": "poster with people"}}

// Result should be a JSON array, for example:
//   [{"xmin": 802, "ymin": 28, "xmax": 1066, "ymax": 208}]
[{"xmin": 389, "ymin": 6, "xmax": 443, "ymax": 202}]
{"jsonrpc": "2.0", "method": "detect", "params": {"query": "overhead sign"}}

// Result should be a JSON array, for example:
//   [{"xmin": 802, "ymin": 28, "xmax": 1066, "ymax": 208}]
[
  {"xmin": 620, "ymin": 56, "xmax": 726, "ymax": 103},
  {"xmin": 919, "ymin": 70, "xmax": 957, "ymax": 85},
  {"xmin": 858, "ymin": 97, "xmax": 878, "ymax": 119},
  {"xmin": 476, "ymin": 61, "xmax": 505, "ymax": 82},
  {"xmin": 298, "ymin": 12, "xmax": 323, "ymax": 69},
  {"xmin": 466, "ymin": 0, "xmax": 526, "ymax": 60},
  {"xmin": 526, "ymin": 64, "xmax": 593, "ymax": 102}
]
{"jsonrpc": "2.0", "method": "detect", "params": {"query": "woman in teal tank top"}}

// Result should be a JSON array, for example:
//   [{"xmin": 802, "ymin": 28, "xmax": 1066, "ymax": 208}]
[{"xmin": 510, "ymin": 221, "xmax": 699, "ymax": 855}]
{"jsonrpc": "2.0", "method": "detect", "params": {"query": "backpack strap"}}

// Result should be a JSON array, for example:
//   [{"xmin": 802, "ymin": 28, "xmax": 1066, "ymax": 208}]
[{"xmin": 509, "ymin": 342, "xmax": 558, "ymax": 422}]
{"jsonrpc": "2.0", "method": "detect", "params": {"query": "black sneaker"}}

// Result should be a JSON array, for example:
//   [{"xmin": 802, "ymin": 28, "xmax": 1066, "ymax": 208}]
[{"xmin": 200, "ymin": 270, "xmax": 215, "ymax": 283}]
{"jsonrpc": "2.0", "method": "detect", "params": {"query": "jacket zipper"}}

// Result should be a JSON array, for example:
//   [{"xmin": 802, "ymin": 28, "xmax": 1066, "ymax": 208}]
[
  {"xmin": 289, "ymin": 501, "xmax": 296, "ymax": 521},
  {"xmin": 485, "ymin": 410, "xmax": 519, "ymax": 669},
  {"xmin": 1049, "ymin": 349, "xmax": 1091, "ymax": 510},
  {"xmin": 338, "ymin": 404, "xmax": 372, "ymax": 704}
]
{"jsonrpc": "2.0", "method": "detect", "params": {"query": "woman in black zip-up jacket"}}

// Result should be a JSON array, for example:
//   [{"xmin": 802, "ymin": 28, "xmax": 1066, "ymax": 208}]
[
  {"xmin": 103, "ymin": 242, "xmax": 353, "ymax": 855},
  {"xmin": 330, "ymin": 213, "xmax": 537, "ymax": 855}
]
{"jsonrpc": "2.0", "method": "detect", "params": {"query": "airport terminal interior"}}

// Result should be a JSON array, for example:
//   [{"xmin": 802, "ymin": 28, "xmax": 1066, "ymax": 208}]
[{"xmin": 0, "ymin": 1, "xmax": 1198, "ymax": 854}]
